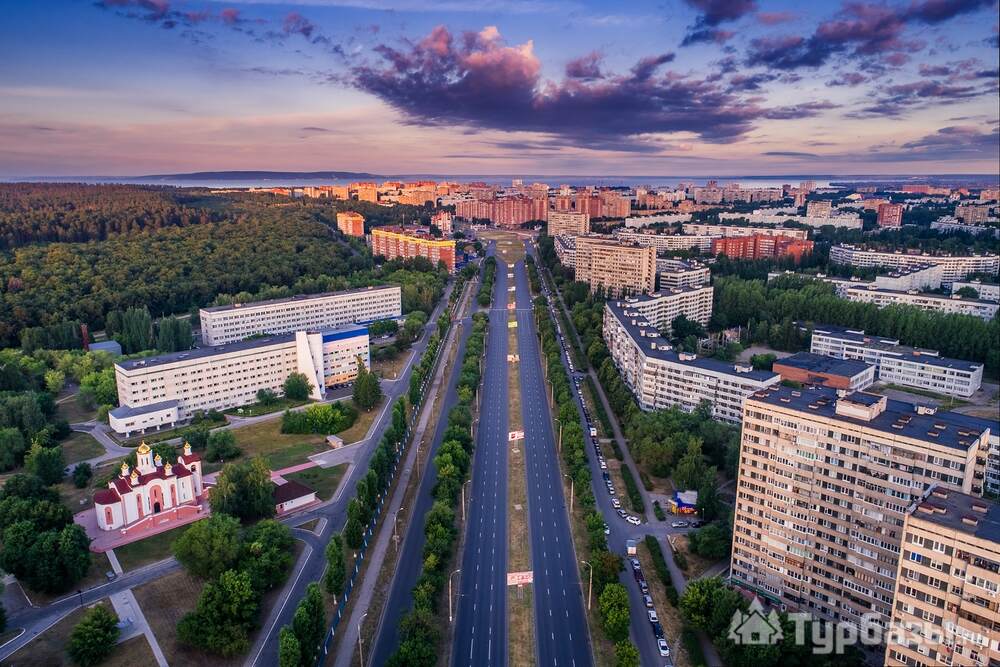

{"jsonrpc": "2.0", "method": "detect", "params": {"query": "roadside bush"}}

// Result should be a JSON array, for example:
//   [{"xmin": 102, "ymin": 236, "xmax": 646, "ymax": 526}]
[{"xmin": 620, "ymin": 464, "xmax": 644, "ymax": 514}]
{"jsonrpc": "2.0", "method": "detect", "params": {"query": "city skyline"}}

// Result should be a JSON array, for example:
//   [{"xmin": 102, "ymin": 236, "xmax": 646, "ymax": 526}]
[{"xmin": 1, "ymin": 0, "xmax": 998, "ymax": 178}]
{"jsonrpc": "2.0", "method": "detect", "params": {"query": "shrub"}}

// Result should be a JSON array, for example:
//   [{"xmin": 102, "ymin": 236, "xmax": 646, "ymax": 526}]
[
  {"xmin": 72, "ymin": 462, "xmax": 93, "ymax": 488},
  {"xmin": 67, "ymin": 605, "xmax": 119, "ymax": 667},
  {"xmin": 652, "ymin": 500, "xmax": 666, "ymax": 521},
  {"xmin": 620, "ymin": 464, "xmax": 644, "ymax": 514}
]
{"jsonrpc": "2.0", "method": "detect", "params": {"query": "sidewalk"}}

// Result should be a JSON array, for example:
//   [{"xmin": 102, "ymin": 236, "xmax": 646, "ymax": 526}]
[{"xmin": 109, "ymin": 588, "xmax": 169, "ymax": 667}]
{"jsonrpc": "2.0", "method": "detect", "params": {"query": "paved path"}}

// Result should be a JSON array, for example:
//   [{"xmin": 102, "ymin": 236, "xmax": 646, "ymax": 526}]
[{"xmin": 109, "ymin": 588, "xmax": 169, "ymax": 667}]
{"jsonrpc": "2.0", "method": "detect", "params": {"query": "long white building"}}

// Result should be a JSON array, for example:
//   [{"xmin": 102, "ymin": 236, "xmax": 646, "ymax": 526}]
[
  {"xmin": 604, "ymin": 300, "xmax": 779, "ymax": 422},
  {"xmin": 844, "ymin": 285, "xmax": 999, "ymax": 320},
  {"xmin": 951, "ymin": 279, "xmax": 1000, "ymax": 302},
  {"xmin": 829, "ymin": 245, "xmax": 1000, "ymax": 287},
  {"xmin": 613, "ymin": 229, "xmax": 716, "ymax": 253},
  {"xmin": 109, "ymin": 325, "xmax": 370, "ymax": 436},
  {"xmin": 612, "ymin": 286, "xmax": 713, "ymax": 332},
  {"xmin": 684, "ymin": 222, "xmax": 809, "ymax": 239},
  {"xmin": 768, "ymin": 264, "xmax": 943, "ymax": 297},
  {"xmin": 809, "ymin": 324, "xmax": 984, "ymax": 397},
  {"xmin": 200, "ymin": 285, "xmax": 401, "ymax": 346},
  {"xmin": 717, "ymin": 211, "xmax": 862, "ymax": 229},
  {"xmin": 623, "ymin": 212, "xmax": 692, "ymax": 228},
  {"xmin": 656, "ymin": 258, "xmax": 711, "ymax": 288}
]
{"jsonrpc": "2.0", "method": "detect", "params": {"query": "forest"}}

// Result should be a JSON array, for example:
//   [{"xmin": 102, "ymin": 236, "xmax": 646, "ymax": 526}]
[{"xmin": 0, "ymin": 185, "xmax": 448, "ymax": 349}]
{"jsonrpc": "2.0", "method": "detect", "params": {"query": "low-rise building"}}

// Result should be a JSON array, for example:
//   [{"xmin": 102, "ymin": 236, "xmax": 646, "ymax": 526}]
[
  {"xmin": 109, "ymin": 325, "xmax": 369, "ymax": 436},
  {"xmin": 336, "ymin": 211, "xmax": 365, "ymax": 237},
  {"xmin": 371, "ymin": 226, "xmax": 456, "ymax": 272},
  {"xmin": 682, "ymin": 222, "xmax": 809, "ymax": 240},
  {"xmin": 809, "ymin": 324, "xmax": 984, "ymax": 397},
  {"xmin": 547, "ymin": 210, "xmax": 590, "ymax": 237},
  {"xmin": 732, "ymin": 386, "xmax": 990, "ymax": 636},
  {"xmin": 716, "ymin": 211, "xmax": 862, "ymax": 229},
  {"xmin": 574, "ymin": 236, "xmax": 656, "ymax": 296},
  {"xmin": 956, "ymin": 204, "xmax": 992, "ymax": 224},
  {"xmin": 844, "ymin": 285, "xmax": 999, "ymax": 320},
  {"xmin": 199, "ymin": 285, "xmax": 401, "ymax": 346},
  {"xmin": 656, "ymin": 258, "xmax": 711, "ymax": 288},
  {"xmin": 829, "ymin": 245, "xmax": 1000, "ymax": 287},
  {"xmin": 951, "ymin": 280, "xmax": 1000, "ymax": 302},
  {"xmin": 623, "ymin": 212, "xmax": 692, "ymax": 228},
  {"xmin": 603, "ymin": 300, "xmax": 779, "ymax": 421},
  {"xmin": 614, "ymin": 229, "xmax": 716, "ymax": 253},
  {"xmin": 772, "ymin": 351, "xmax": 875, "ymax": 391},
  {"xmin": 806, "ymin": 200, "xmax": 832, "ymax": 218},
  {"xmin": 711, "ymin": 234, "xmax": 815, "ymax": 263},
  {"xmin": 886, "ymin": 490, "xmax": 1000, "ymax": 667}
]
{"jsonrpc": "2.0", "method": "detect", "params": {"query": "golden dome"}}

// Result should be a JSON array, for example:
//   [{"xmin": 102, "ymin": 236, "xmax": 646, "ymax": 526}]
[{"xmin": 137, "ymin": 442, "xmax": 151, "ymax": 455}]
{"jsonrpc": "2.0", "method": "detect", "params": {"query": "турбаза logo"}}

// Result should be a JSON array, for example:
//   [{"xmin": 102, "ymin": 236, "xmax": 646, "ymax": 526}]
[{"xmin": 727, "ymin": 598, "xmax": 784, "ymax": 646}]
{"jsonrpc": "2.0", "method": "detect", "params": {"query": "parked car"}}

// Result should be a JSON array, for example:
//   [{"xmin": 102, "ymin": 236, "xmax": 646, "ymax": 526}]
[
  {"xmin": 692, "ymin": 520, "xmax": 706, "ymax": 528},
  {"xmin": 600, "ymin": 460, "xmax": 608, "ymax": 470},
  {"xmin": 643, "ymin": 594, "xmax": 654, "ymax": 608},
  {"xmin": 640, "ymin": 580, "xmax": 649, "ymax": 595},
  {"xmin": 617, "ymin": 509, "xmax": 627, "ymax": 518},
  {"xmin": 627, "ymin": 515, "xmax": 641, "ymax": 526},
  {"xmin": 629, "ymin": 557, "xmax": 640, "ymax": 570},
  {"xmin": 648, "ymin": 610, "xmax": 659, "ymax": 623},
  {"xmin": 612, "ymin": 498, "xmax": 621, "ymax": 509},
  {"xmin": 657, "ymin": 638, "xmax": 670, "ymax": 657},
  {"xmin": 651, "ymin": 620, "xmax": 663, "ymax": 638},
  {"xmin": 589, "ymin": 426, "xmax": 598, "ymax": 437},
  {"xmin": 604, "ymin": 523, "xmax": 610, "ymax": 535},
  {"xmin": 671, "ymin": 520, "xmax": 689, "ymax": 528}
]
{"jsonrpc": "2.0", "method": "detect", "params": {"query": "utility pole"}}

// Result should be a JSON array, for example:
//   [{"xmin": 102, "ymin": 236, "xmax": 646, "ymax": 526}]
[
  {"xmin": 358, "ymin": 612, "xmax": 368, "ymax": 667},
  {"xmin": 461, "ymin": 479, "xmax": 472, "ymax": 523},
  {"xmin": 449, "ymin": 569, "xmax": 462, "ymax": 623},
  {"xmin": 581, "ymin": 560, "xmax": 593, "ymax": 610}
]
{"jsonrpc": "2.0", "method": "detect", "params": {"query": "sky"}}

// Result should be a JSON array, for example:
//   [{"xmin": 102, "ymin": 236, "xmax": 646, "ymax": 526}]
[{"xmin": 0, "ymin": 0, "xmax": 998, "ymax": 178}]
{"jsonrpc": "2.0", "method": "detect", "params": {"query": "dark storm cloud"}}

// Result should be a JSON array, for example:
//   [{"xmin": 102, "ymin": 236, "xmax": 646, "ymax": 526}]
[
  {"xmin": 565, "ymin": 52, "xmax": 604, "ymax": 80},
  {"xmin": 745, "ymin": 0, "xmax": 997, "ymax": 71},
  {"xmin": 350, "ymin": 25, "xmax": 809, "ymax": 151},
  {"xmin": 681, "ymin": 0, "xmax": 757, "ymax": 46}
]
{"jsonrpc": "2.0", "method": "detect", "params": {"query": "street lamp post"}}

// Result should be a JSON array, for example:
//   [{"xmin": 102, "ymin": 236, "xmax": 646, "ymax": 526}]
[
  {"xmin": 563, "ymin": 473, "xmax": 574, "ymax": 514},
  {"xmin": 461, "ymin": 479, "xmax": 472, "ymax": 523},
  {"xmin": 449, "ymin": 569, "xmax": 462, "ymax": 623},
  {"xmin": 358, "ymin": 612, "xmax": 368, "ymax": 667},
  {"xmin": 553, "ymin": 417, "xmax": 563, "ymax": 455},
  {"xmin": 393, "ymin": 507, "xmax": 405, "ymax": 552},
  {"xmin": 581, "ymin": 560, "xmax": 593, "ymax": 611}
]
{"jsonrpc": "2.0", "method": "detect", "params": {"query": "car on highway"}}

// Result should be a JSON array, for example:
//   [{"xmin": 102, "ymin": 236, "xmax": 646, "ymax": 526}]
[
  {"xmin": 657, "ymin": 638, "xmax": 671, "ymax": 657},
  {"xmin": 648, "ymin": 610, "xmax": 659, "ymax": 623},
  {"xmin": 626, "ymin": 515, "xmax": 641, "ymax": 526},
  {"xmin": 671, "ymin": 520, "xmax": 689, "ymax": 528}
]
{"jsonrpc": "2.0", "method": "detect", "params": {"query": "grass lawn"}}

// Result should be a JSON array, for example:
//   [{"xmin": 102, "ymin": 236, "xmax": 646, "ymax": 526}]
[
  {"xmin": 228, "ymin": 419, "xmax": 328, "ymax": 470},
  {"xmin": 672, "ymin": 534, "xmax": 722, "ymax": 580},
  {"xmin": 2, "ymin": 599, "xmax": 154, "ymax": 667},
  {"xmin": 334, "ymin": 397, "xmax": 383, "ymax": 444},
  {"xmin": 285, "ymin": 463, "xmax": 347, "ymax": 501},
  {"xmin": 114, "ymin": 523, "xmax": 194, "ymax": 572},
  {"xmin": 881, "ymin": 383, "xmax": 971, "ymax": 407},
  {"xmin": 121, "ymin": 417, "xmax": 227, "ymax": 447},
  {"xmin": 61, "ymin": 432, "xmax": 104, "ymax": 464},
  {"xmin": 55, "ymin": 395, "xmax": 97, "ymax": 424},
  {"xmin": 371, "ymin": 348, "xmax": 411, "ymax": 380},
  {"xmin": 223, "ymin": 396, "xmax": 308, "ymax": 418}
]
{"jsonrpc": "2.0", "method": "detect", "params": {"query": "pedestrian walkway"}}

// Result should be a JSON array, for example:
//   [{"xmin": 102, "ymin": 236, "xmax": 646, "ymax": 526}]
[{"xmin": 109, "ymin": 588, "xmax": 168, "ymax": 666}]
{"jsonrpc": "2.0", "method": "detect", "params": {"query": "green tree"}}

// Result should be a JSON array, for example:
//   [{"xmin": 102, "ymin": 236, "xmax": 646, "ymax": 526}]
[
  {"xmin": 673, "ymin": 439, "xmax": 706, "ymax": 491},
  {"xmin": 292, "ymin": 583, "xmax": 325, "ymax": 666},
  {"xmin": 256, "ymin": 388, "xmax": 278, "ymax": 406},
  {"xmin": 680, "ymin": 577, "xmax": 744, "ymax": 638},
  {"xmin": 44, "ymin": 369, "xmax": 66, "ymax": 394},
  {"xmin": 278, "ymin": 626, "xmax": 301, "ymax": 667},
  {"xmin": 240, "ymin": 519, "xmax": 294, "ymax": 592},
  {"xmin": 72, "ymin": 462, "xmax": 93, "ymax": 489},
  {"xmin": 614, "ymin": 640, "xmax": 640, "ymax": 667},
  {"xmin": 324, "ymin": 532, "xmax": 346, "ymax": 595},
  {"xmin": 210, "ymin": 457, "xmax": 275, "ymax": 522},
  {"xmin": 178, "ymin": 569, "xmax": 258, "ymax": 656},
  {"xmin": 205, "ymin": 429, "xmax": 241, "ymax": 462},
  {"xmin": 696, "ymin": 478, "xmax": 721, "ymax": 521},
  {"xmin": 955, "ymin": 286, "xmax": 979, "ymax": 299},
  {"xmin": 283, "ymin": 372, "xmax": 312, "ymax": 401},
  {"xmin": 25, "ymin": 441, "xmax": 64, "ymax": 485},
  {"xmin": 352, "ymin": 358, "xmax": 383, "ymax": 411},
  {"xmin": 344, "ymin": 516, "xmax": 364, "ymax": 549},
  {"xmin": 0, "ymin": 428, "xmax": 26, "ymax": 471},
  {"xmin": 172, "ymin": 513, "xmax": 242, "ymax": 579},
  {"xmin": 67, "ymin": 605, "xmax": 119, "ymax": 667},
  {"xmin": 598, "ymin": 583, "xmax": 631, "ymax": 643}
]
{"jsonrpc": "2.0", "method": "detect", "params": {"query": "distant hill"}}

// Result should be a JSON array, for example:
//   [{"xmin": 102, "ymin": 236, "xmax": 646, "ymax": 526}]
[{"xmin": 137, "ymin": 170, "xmax": 383, "ymax": 181}]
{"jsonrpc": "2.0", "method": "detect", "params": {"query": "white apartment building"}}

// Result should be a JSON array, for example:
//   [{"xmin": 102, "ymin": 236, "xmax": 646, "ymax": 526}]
[
  {"xmin": 603, "ymin": 301, "xmax": 779, "ymax": 422},
  {"xmin": 844, "ymin": 285, "xmax": 999, "ymax": 320},
  {"xmin": 768, "ymin": 265, "xmax": 943, "ymax": 296},
  {"xmin": 613, "ymin": 229, "xmax": 716, "ymax": 253},
  {"xmin": 613, "ymin": 286, "xmax": 713, "ymax": 331},
  {"xmin": 829, "ymin": 245, "xmax": 1000, "ymax": 287},
  {"xmin": 987, "ymin": 427, "xmax": 1000, "ymax": 495},
  {"xmin": 109, "ymin": 325, "xmax": 369, "ymax": 436},
  {"xmin": 656, "ymin": 258, "xmax": 711, "ymax": 289},
  {"xmin": 809, "ymin": 324, "xmax": 984, "ymax": 397},
  {"xmin": 930, "ymin": 215, "xmax": 1000, "ymax": 237},
  {"xmin": 547, "ymin": 210, "xmax": 590, "ymax": 237},
  {"xmin": 732, "ymin": 385, "xmax": 990, "ymax": 632},
  {"xmin": 623, "ymin": 212, "xmax": 692, "ymax": 228},
  {"xmin": 717, "ymin": 211, "xmax": 863, "ymax": 229},
  {"xmin": 682, "ymin": 222, "xmax": 809, "ymax": 240},
  {"xmin": 554, "ymin": 234, "xmax": 576, "ymax": 267},
  {"xmin": 199, "ymin": 285, "xmax": 401, "ymax": 346},
  {"xmin": 951, "ymin": 279, "xmax": 1000, "ymax": 302}
]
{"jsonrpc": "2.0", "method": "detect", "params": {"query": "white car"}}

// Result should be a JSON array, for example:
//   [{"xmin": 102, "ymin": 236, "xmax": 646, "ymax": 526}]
[
  {"xmin": 657, "ymin": 638, "xmax": 670, "ymax": 657},
  {"xmin": 600, "ymin": 460, "xmax": 607, "ymax": 470},
  {"xmin": 671, "ymin": 520, "xmax": 689, "ymax": 528},
  {"xmin": 648, "ymin": 610, "xmax": 659, "ymax": 623},
  {"xmin": 627, "ymin": 515, "xmax": 641, "ymax": 526},
  {"xmin": 604, "ymin": 523, "xmax": 610, "ymax": 535},
  {"xmin": 612, "ymin": 498, "xmax": 621, "ymax": 509}
]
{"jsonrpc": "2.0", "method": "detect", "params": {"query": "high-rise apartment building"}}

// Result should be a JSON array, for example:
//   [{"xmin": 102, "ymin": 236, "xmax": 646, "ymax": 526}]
[
  {"xmin": 614, "ymin": 229, "xmax": 717, "ymax": 254},
  {"xmin": 807, "ymin": 200, "xmax": 833, "ymax": 218},
  {"xmin": 656, "ymin": 258, "xmax": 711, "ymax": 289},
  {"xmin": 610, "ymin": 286, "xmax": 714, "ymax": 330},
  {"xmin": 878, "ymin": 203, "xmax": 905, "ymax": 228},
  {"xmin": 454, "ymin": 197, "xmax": 547, "ymax": 227},
  {"xmin": 956, "ymin": 205, "xmax": 991, "ymax": 225},
  {"xmin": 886, "ymin": 490, "xmax": 1000, "ymax": 667},
  {"xmin": 371, "ymin": 226, "xmax": 457, "ymax": 272},
  {"xmin": 732, "ymin": 385, "xmax": 990, "ymax": 633},
  {"xmin": 574, "ymin": 236, "xmax": 656, "ymax": 296},
  {"xmin": 432, "ymin": 210, "xmax": 453, "ymax": 236},
  {"xmin": 200, "ymin": 285, "xmax": 401, "ymax": 346},
  {"xmin": 336, "ymin": 211, "xmax": 365, "ymax": 237},
  {"xmin": 711, "ymin": 235, "xmax": 815, "ymax": 263},
  {"xmin": 547, "ymin": 210, "xmax": 590, "ymax": 237}
]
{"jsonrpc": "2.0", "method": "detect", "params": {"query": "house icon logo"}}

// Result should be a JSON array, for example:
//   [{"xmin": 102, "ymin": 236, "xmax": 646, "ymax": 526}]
[{"xmin": 728, "ymin": 598, "xmax": 783, "ymax": 645}]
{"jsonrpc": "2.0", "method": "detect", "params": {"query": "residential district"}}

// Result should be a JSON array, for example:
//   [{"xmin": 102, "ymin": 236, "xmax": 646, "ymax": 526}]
[{"xmin": 0, "ymin": 178, "xmax": 998, "ymax": 667}]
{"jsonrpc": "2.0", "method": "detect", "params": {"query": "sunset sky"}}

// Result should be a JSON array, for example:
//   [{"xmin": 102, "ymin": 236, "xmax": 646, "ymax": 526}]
[{"xmin": 1, "ymin": 0, "xmax": 998, "ymax": 177}]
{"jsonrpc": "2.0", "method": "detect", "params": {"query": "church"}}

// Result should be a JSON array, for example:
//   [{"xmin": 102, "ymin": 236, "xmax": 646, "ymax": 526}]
[{"xmin": 94, "ymin": 441, "xmax": 204, "ymax": 532}]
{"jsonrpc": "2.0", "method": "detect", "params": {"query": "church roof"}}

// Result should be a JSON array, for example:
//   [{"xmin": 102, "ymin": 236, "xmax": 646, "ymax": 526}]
[
  {"xmin": 110, "ymin": 462, "xmax": 192, "ymax": 495},
  {"xmin": 94, "ymin": 488, "xmax": 121, "ymax": 505}
]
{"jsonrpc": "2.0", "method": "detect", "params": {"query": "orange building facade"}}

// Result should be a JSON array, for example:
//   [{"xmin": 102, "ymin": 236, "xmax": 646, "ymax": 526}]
[
  {"xmin": 371, "ymin": 226, "xmax": 456, "ymax": 272},
  {"xmin": 711, "ymin": 234, "xmax": 814, "ymax": 263},
  {"xmin": 336, "ymin": 211, "xmax": 365, "ymax": 237}
]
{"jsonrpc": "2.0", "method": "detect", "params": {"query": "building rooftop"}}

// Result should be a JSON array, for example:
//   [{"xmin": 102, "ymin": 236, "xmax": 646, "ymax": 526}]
[
  {"xmin": 606, "ymin": 301, "xmax": 778, "ymax": 382},
  {"xmin": 774, "ymin": 351, "xmax": 873, "ymax": 378},
  {"xmin": 109, "ymin": 399, "xmax": 180, "ymax": 419},
  {"xmin": 615, "ymin": 285, "xmax": 712, "ymax": 305},
  {"xmin": 847, "ymin": 284, "xmax": 997, "ymax": 306},
  {"xmin": 808, "ymin": 323, "xmax": 984, "ymax": 372},
  {"xmin": 748, "ymin": 384, "xmax": 993, "ymax": 452},
  {"xmin": 911, "ymin": 489, "xmax": 1000, "ymax": 543},
  {"xmin": 201, "ymin": 284, "xmax": 400, "ymax": 314},
  {"xmin": 116, "ymin": 323, "xmax": 368, "ymax": 372}
]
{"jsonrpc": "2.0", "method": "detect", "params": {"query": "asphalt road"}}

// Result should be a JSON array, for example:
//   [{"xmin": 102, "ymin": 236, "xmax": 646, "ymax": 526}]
[
  {"xmin": 369, "ymin": 296, "xmax": 474, "ymax": 665},
  {"xmin": 247, "ymin": 279, "xmax": 456, "ymax": 667},
  {"xmin": 512, "ymin": 257, "xmax": 593, "ymax": 667},
  {"xmin": 451, "ymin": 252, "xmax": 509, "ymax": 667}
]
